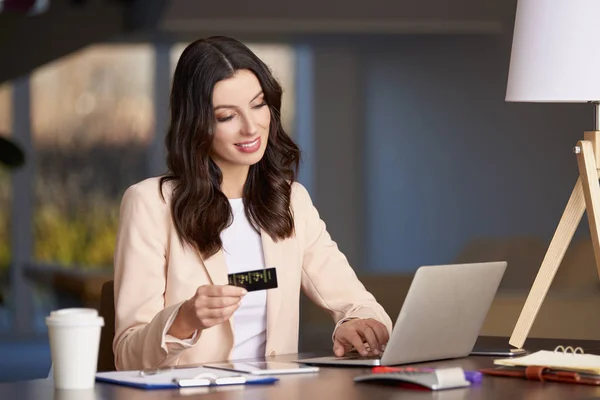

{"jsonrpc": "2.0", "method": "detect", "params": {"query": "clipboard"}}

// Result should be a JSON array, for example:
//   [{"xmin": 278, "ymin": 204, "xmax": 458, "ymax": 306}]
[{"xmin": 95, "ymin": 366, "xmax": 278, "ymax": 390}]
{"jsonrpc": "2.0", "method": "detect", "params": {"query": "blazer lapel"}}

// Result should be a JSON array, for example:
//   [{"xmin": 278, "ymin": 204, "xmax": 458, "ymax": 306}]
[
  {"xmin": 201, "ymin": 248, "xmax": 229, "ymax": 285},
  {"xmin": 261, "ymin": 229, "xmax": 283, "ymax": 349}
]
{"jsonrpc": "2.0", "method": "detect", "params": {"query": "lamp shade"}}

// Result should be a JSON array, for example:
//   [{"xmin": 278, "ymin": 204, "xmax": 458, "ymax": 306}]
[{"xmin": 506, "ymin": 0, "xmax": 600, "ymax": 102}]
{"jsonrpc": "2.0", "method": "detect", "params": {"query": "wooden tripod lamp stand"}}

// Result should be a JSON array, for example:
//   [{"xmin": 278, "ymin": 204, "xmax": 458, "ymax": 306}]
[{"xmin": 505, "ymin": 0, "xmax": 600, "ymax": 349}]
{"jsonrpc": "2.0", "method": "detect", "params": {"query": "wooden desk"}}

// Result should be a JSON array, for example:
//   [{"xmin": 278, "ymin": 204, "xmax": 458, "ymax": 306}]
[{"xmin": 3, "ymin": 337, "xmax": 600, "ymax": 400}]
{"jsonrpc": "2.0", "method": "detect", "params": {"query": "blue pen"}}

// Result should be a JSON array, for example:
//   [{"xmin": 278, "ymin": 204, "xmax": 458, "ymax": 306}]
[{"xmin": 463, "ymin": 370, "xmax": 483, "ymax": 384}]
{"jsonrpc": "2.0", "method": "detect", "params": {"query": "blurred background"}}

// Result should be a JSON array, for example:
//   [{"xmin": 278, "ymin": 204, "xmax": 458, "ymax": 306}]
[{"xmin": 1, "ymin": 0, "xmax": 598, "ymax": 382}]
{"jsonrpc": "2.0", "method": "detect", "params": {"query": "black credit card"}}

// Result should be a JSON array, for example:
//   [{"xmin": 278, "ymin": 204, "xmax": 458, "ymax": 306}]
[{"xmin": 228, "ymin": 267, "xmax": 278, "ymax": 292}]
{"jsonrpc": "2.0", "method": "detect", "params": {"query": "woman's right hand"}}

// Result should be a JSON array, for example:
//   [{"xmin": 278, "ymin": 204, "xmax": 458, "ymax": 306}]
[{"xmin": 168, "ymin": 285, "xmax": 247, "ymax": 340}]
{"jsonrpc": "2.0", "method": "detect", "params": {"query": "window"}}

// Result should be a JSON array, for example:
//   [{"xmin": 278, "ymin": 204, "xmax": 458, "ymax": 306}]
[
  {"xmin": 30, "ymin": 44, "xmax": 154, "ymax": 269},
  {"xmin": 0, "ymin": 84, "xmax": 11, "ymax": 134}
]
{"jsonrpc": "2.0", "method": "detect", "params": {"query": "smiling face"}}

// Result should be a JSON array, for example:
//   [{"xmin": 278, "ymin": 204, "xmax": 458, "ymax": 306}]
[{"xmin": 210, "ymin": 69, "xmax": 271, "ymax": 177}]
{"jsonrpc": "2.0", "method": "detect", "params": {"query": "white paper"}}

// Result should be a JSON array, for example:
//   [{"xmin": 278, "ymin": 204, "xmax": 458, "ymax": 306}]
[{"xmin": 495, "ymin": 350, "xmax": 600, "ymax": 374}]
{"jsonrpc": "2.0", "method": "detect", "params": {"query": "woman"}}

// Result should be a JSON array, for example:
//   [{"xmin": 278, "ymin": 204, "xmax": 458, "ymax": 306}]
[{"xmin": 113, "ymin": 36, "xmax": 392, "ymax": 371}]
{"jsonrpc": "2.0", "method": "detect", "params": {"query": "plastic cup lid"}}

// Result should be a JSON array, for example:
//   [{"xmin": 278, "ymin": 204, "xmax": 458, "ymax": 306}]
[{"xmin": 46, "ymin": 308, "xmax": 104, "ymax": 327}]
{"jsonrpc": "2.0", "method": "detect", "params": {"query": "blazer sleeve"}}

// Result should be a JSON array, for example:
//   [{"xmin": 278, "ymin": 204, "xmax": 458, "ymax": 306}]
[
  {"xmin": 112, "ymin": 183, "xmax": 199, "ymax": 371},
  {"xmin": 296, "ymin": 184, "xmax": 393, "ymax": 340}
]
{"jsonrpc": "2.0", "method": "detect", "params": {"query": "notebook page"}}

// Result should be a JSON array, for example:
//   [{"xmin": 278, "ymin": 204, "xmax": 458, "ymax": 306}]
[{"xmin": 494, "ymin": 350, "xmax": 600, "ymax": 374}]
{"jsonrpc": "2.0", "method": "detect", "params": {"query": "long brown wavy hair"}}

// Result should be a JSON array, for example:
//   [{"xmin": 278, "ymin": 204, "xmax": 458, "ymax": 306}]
[{"xmin": 160, "ymin": 37, "xmax": 301, "ymax": 259}]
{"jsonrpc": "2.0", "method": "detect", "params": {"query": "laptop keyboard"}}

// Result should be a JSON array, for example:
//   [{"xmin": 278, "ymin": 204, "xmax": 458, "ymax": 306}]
[{"xmin": 339, "ymin": 354, "xmax": 382, "ymax": 360}]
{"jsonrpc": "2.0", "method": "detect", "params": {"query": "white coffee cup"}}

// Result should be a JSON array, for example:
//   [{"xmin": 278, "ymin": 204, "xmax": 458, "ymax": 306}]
[{"xmin": 46, "ymin": 308, "xmax": 105, "ymax": 390}]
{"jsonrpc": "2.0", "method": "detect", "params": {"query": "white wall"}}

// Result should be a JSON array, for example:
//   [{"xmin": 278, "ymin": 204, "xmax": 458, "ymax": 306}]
[
  {"xmin": 311, "ymin": 46, "xmax": 366, "ymax": 271},
  {"xmin": 364, "ymin": 35, "xmax": 590, "ymax": 272}
]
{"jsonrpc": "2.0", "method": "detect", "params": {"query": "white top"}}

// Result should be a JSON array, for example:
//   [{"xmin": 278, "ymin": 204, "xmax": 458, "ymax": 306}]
[{"xmin": 221, "ymin": 198, "xmax": 267, "ymax": 360}]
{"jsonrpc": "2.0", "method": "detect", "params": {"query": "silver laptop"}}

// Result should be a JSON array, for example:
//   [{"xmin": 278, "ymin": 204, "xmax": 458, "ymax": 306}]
[{"xmin": 296, "ymin": 261, "xmax": 506, "ymax": 366}]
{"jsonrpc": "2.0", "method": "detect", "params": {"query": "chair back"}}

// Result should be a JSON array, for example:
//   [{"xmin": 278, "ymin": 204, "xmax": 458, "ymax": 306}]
[{"xmin": 97, "ymin": 280, "xmax": 116, "ymax": 372}]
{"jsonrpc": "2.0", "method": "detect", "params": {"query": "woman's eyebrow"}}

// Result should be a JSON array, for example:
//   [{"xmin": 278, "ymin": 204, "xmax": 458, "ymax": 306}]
[
  {"xmin": 213, "ymin": 91, "xmax": 264, "ymax": 110},
  {"xmin": 250, "ymin": 91, "xmax": 264, "ymax": 102}
]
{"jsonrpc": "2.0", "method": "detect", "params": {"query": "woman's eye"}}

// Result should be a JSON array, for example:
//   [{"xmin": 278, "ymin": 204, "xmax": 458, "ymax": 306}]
[
  {"xmin": 253, "ymin": 102, "xmax": 267, "ymax": 109},
  {"xmin": 217, "ymin": 115, "xmax": 234, "ymax": 122}
]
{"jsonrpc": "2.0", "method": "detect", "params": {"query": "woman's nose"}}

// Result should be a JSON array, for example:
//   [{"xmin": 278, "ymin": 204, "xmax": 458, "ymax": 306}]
[{"xmin": 242, "ymin": 115, "xmax": 258, "ymax": 135}]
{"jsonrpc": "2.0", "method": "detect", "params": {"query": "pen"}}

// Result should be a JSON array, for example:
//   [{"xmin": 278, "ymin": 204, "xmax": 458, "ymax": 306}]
[
  {"xmin": 139, "ymin": 367, "xmax": 174, "ymax": 377},
  {"xmin": 371, "ymin": 366, "xmax": 483, "ymax": 384},
  {"xmin": 464, "ymin": 370, "xmax": 483, "ymax": 384},
  {"xmin": 173, "ymin": 373, "xmax": 246, "ymax": 387},
  {"xmin": 372, "ymin": 367, "xmax": 432, "ymax": 373}
]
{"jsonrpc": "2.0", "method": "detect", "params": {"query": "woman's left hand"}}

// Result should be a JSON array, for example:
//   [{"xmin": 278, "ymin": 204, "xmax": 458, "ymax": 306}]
[{"xmin": 333, "ymin": 318, "xmax": 390, "ymax": 357}]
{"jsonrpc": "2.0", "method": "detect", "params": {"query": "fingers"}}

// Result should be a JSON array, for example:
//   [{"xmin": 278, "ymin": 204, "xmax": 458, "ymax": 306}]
[
  {"xmin": 347, "ymin": 331, "xmax": 369, "ymax": 356},
  {"xmin": 333, "ymin": 340, "xmax": 345, "ymax": 357},
  {"xmin": 366, "ymin": 320, "xmax": 390, "ymax": 351},
  {"xmin": 194, "ymin": 302, "xmax": 240, "ymax": 330},
  {"xmin": 333, "ymin": 340, "xmax": 354, "ymax": 357},
  {"xmin": 201, "ymin": 296, "xmax": 242, "ymax": 309},
  {"xmin": 188, "ymin": 285, "xmax": 247, "ymax": 331},
  {"xmin": 335, "ymin": 319, "xmax": 391, "ymax": 357},
  {"xmin": 194, "ymin": 285, "xmax": 246, "ymax": 309},
  {"xmin": 198, "ymin": 285, "xmax": 247, "ymax": 297},
  {"xmin": 358, "ymin": 325, "xmax": 381, "ymax": 356},
  {"xmin": 199, "ymin": 303, "xmax": 240, "ymax": 319}
]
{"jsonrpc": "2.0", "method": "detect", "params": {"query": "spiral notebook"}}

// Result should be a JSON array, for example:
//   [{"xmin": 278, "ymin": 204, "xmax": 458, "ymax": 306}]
[{"xmin": 494, "ymin": 346, "xmax": 600, "ymax": 375}]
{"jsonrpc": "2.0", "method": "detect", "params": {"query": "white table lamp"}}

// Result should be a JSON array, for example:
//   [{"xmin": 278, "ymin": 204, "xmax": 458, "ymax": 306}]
[{"xmin": 506, "ymin": 0, "xmax": 600, "ymax": 349}]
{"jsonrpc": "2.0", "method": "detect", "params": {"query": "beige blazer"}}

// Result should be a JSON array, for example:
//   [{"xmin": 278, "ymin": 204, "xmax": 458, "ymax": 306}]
[{"xmin": 113, "ymin": 177, "xmax": 392, "ymax": 371}]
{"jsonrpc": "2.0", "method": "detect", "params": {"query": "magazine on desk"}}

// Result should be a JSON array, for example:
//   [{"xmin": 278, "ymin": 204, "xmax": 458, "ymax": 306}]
[{"xmin": 96, "ymin": 366, "xmax": 278, "ymax": 389}]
